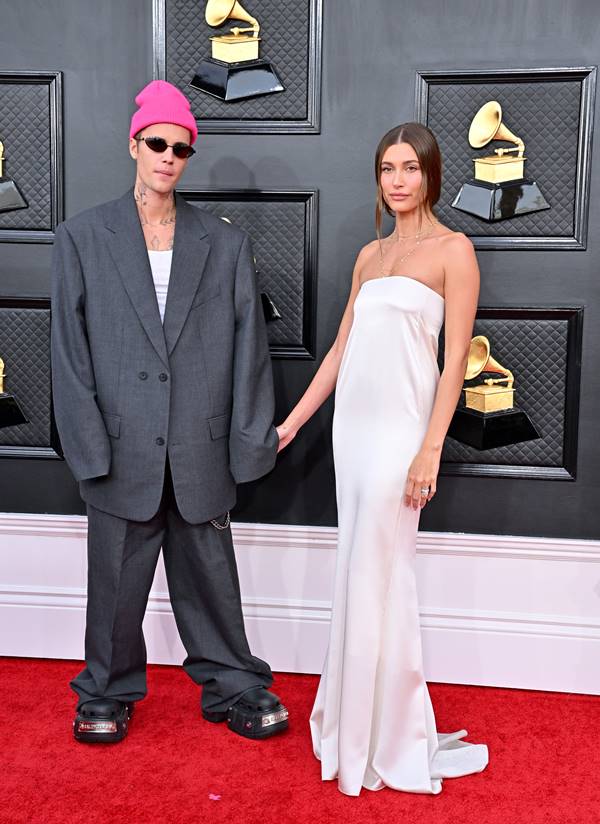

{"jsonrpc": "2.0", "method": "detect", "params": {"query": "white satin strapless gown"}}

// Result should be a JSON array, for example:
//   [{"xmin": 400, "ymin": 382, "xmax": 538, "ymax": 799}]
[{"xmin": 310, "ymin": 276, "xmax": 488, "ymax": 796}]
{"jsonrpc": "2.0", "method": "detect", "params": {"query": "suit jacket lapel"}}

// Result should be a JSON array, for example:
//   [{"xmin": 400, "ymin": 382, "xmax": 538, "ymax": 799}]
[
  {"xmin": 162, "ymin": 193, "xmax": 210, "ymax": 356},
  {"xmin": 104, "ymin": 190, "xmax": 169, "ymax": 367}
]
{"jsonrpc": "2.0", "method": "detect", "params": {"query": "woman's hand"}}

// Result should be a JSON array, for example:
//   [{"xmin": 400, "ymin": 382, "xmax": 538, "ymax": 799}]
[
  {"xmin": 276, "ymin": 422, "xmax": 298, "ymax": 452},
  {"xmin": 404, "ymin": 446, "xmax": 441, "ymax": 510}
]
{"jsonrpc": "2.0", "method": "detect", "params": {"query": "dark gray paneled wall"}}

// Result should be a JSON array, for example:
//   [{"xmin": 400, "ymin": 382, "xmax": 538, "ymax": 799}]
[{"xmin": 1, "ymin": 1, "xmax": 598, "ymax": 539}]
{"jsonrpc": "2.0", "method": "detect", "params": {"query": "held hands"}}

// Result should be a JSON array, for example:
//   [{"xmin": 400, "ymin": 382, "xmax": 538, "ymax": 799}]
[
  {"xmin": 276, "ymin": 422, "xmax": 298, "ymax": 453},
  {"xmin": 404, "ymin": 446, "xmax": 441, "ymax": 510}
]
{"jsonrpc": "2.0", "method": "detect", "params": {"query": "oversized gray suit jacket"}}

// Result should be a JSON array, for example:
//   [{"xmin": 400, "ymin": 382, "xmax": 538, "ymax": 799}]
[{"xmin": 51, "ymin": 189, "xmax": 278, "ymax": 523}]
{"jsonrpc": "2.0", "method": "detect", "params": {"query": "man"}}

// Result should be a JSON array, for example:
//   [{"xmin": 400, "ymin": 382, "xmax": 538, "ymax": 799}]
[{"xmin": 51, "ymin": 80, "xmax": 287, "ymax": 742}]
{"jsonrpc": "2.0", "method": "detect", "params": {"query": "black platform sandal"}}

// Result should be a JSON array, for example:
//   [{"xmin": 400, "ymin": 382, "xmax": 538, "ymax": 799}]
[
  {"xmin": 73, "ymin": 698, "xmax": 134, "ymax": 743},
  {"xmin": 203, "ymin": 687, "xmax": 288, "ymax": 740}
]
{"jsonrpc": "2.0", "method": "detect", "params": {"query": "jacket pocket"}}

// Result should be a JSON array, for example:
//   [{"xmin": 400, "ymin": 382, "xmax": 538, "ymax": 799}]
[
  {"xmin": 102, "ymin": 412, "xmax": 121, "ymax": 439},
  {"xmin": 208, "ymin": 413, "xmax": 230, "ymax": 440},
  {"xmin": 191, "ymin": 285, "xmax": 221, "ymax": 309}
]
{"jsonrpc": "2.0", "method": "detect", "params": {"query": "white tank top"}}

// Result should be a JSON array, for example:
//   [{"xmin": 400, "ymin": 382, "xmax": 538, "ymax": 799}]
[{"xmin": 147, "ymin": 249, "xmax": 173, "ymax": 323}]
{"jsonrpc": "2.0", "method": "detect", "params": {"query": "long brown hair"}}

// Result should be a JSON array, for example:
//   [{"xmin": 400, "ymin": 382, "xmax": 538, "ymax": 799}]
[{"xmin": 374, "ymin": 122, "xmax": 442, "ymax": 238}]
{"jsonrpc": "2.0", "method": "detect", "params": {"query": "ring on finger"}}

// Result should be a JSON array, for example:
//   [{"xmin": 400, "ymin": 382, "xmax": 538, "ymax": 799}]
[{"xmin": 420, "ymin": 486, "xmax": 430, "ymax": 496}]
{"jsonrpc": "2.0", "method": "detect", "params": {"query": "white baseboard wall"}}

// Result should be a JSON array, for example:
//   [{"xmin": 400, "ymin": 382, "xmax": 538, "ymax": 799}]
[{"xmin": 1, "ymin": 513, "xmax": 599, "ymax": 694}]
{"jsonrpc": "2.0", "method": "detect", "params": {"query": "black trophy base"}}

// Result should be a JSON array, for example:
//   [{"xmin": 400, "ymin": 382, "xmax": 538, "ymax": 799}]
[
  {"xmin": 447, "ymin": 406, "xmax": 541, "ymax": 450},
  {"xmin": 261, "ymin": 292, "xmax": 282, "ymax": 322},
  {"xmin": 190, "ymin": 57, "xmax": 284, "ymax": 101},
  {"xmin": 451, "ymin": 178, "xmax": 550, "ymax": 222},
  {"xmin": 0, "ymin": 176, "xmax": 28, "ymax": 213},
  {"xmin": 0, "ymin": 393, "xmax": 28, "ymax": 429}
]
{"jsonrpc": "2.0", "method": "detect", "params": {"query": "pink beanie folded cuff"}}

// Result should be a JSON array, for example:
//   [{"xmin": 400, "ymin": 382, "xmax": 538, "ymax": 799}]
[{"xmin": 130, "ymin": 80, "xmax": 198, "ymax": 145}]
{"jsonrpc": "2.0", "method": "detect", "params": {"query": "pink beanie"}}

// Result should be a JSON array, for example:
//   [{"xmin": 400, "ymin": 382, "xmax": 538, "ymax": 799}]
[{"xmin": 130, "ymin": 80, "xmax": 198, "ymax": 144}]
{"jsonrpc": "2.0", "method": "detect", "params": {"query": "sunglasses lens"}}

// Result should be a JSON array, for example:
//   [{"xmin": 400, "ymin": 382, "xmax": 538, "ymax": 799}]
[
  {"xmin": 140, "ymin": 137, "xmax": 194, "ymax": 159},
  {"xmin": 145, "ymin": 137, "xmax": 168, "ymax": 153},
  {"xmin": 173, "ymin": 143, "xmax": 194, "ymax": 159}
]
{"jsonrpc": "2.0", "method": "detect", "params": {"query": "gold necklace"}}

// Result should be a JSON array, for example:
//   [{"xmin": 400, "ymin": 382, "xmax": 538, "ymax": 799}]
[
  {"xmin": 395, "ymin": 226, "xmax": 433, "ymax": 240},
  {"xmin": 379, "ymin": 222, "xmax": 437, "ymax": 277}
]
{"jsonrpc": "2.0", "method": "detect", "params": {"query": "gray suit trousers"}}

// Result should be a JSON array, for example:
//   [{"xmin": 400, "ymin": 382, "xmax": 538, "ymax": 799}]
[{"xmin": 71, "ymin": 458, "xmax": 273, "ymax": 711}]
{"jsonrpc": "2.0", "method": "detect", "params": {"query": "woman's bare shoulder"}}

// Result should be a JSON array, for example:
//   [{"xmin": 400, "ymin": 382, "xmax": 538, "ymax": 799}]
[
  {"xmin": 436, "ymin": 227, "xmax": 474, "ymax": 252},
  {"xmin": 357, "ymin": 238, "xmax": 380, "ymax": 259},
  {"xmin": 352, "ymin": 238, "xmax": 380, "ymax": 275}
]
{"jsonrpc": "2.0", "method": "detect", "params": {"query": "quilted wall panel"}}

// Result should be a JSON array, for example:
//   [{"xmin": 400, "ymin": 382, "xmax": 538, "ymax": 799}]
[
  {"xmin": 0, "ymin": 82, "xmax": 53, "ymax": 232},
  {"xmin": 427, "ymin": 80, "xmax": 580, "ymax": 238},
  {"xmin": 0, "ymin": 304, "xmax": 53, "ymax": 451},
  {"xmin": 184, "ymin": 191, "xmax": 317, "ymax": 357},
  {"xmin": 416, "ymin": 68, "xmax": 596, "ymax": 247},
  {"xmin": 438, "ymin": 310, "xmax": 581, "ymax": 475},
  {"xmin": 163, "ymin": 0, "xmax": 316, "ymax": 123}
]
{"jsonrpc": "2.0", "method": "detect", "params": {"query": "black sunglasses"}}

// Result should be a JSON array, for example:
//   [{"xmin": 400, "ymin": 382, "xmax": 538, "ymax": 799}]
[{"xmin": 135, "ymin": 135, "xmax": 195, "ymax": 159}]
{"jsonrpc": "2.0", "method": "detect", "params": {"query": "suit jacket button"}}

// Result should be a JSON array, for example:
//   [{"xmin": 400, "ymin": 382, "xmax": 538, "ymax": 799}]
[
  {"xmin": 155, "ymin": 437, "xmax": 165, "ymax": 446},
  {"xmin": 159, "ymin": 373, "xmax": 168, "ymax": 382},
  {"xmin": 138, "ymin": 371, "xmax": 148, "ymax": 380}
]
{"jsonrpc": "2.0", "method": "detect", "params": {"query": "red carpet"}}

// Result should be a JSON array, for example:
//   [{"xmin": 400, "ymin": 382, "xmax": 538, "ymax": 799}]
[{"xmin": 0, "ymin": 658, "xmax": 598, "ymax": 824}]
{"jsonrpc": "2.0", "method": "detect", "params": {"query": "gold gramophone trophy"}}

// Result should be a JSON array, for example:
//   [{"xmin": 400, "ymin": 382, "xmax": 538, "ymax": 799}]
[
  {"xmin": 190, "ymin": 0, "xmax": 284, "ymax": 101},
  {"xmin": 0, "ymin": 356, "xmax": 28, "ymax": 429},
  {"xmin": 0, "ymin": 140, "xmax": 28, "ymax": 213},
  {"xmin": 447, "ymin": 336, "xmax": 540, "ymax": 449},
  {"xmin": 452, "ymin": 101, "xmax": 550, "ymax": 221}
]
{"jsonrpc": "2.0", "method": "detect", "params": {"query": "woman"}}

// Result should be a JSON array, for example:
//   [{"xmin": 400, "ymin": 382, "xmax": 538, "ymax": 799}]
[{"xmin": 276, "ymin": 123, "xmax": 489, "ymax": 795}]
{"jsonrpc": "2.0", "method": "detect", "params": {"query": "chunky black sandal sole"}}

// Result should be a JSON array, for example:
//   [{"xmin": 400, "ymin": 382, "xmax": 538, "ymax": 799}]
[
  {"xmin": 73, "ymin": 702, "xmax": 134, "ymax": 743},
  {"xmin": 202, "ymin": 703, "xmax": 289, "ymax": 738},
  {"xmin": 228, "ymin": 702, "xmax": 289, "ymax": 739},
  {"xmin": 202, "ymin": 708, "xmax": 228, "ymax": 723}
]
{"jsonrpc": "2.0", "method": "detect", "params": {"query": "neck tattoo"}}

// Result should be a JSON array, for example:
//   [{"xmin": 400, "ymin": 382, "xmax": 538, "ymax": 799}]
[{"xmin": 134, "ymin": 184, "xmax": 176, "ymax": 250}]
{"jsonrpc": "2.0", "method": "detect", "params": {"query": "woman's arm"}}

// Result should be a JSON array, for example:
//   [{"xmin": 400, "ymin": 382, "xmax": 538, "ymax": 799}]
[
  {"xmin": 276, "ymin": 244, "xmax": 372, "ymax": 451},
  {"xmin": 404, "ymin": 233, "xmax": 480, "ymax": 508}
]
